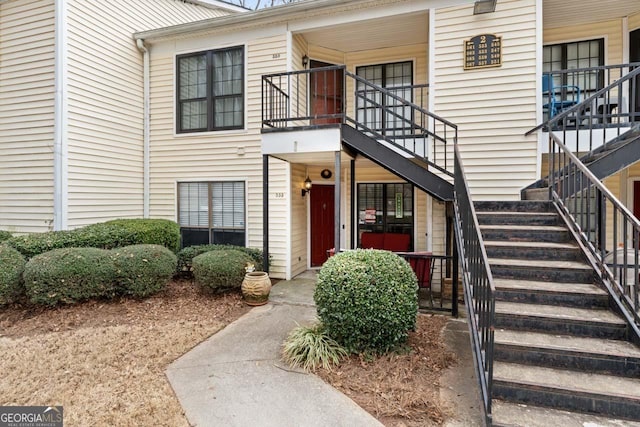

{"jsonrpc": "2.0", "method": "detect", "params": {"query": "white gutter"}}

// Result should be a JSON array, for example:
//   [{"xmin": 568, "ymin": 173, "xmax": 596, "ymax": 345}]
[
  {"xmin": 53, "ymin": 0, "xmax": 68, "ymax": 230},
  {"xmin": 136, "ymin": 39, "xmax": 150, "ymax": 218}
]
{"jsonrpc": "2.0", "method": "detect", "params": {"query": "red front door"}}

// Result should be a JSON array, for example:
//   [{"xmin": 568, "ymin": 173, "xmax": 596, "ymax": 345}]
[
  {"xmin": 310, "ymin": 185, "xmax": 335, "ymax": 267},
  {"xmin": 634, "ymin": 181, "xmax": 640, "ymax": 220},
  {"xmin": 310, "ymin": 60, "xmax": 343, "ymax": 125}
]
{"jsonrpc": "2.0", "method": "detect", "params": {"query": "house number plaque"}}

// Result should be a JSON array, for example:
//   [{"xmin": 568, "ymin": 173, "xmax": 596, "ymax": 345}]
[{"xmin": 464, "ymin": 34, "xmax": 502, "ymax": 70}]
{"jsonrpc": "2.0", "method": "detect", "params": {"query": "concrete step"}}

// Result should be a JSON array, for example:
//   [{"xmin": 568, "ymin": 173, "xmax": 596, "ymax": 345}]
[
  {"xmin": 484, "ymin": 240, "xmax": 583, "ymax": 262},
  {"xmin": 492, "ymin": 400, "xmax": 640, "ymax": 427},
  {"xmin": 493, "ymin": 278, "xmax": 609, "ymax": 308},
  {"xmin": 521, "ymin": 187, "xmax": 549, "ymax": 201},
  {"xmin": 474, "ymin": 200, "xmax": 553, "ymax": 213},
  {"xmin": 494, "ymin": 329, "xmax": 640, "ymax": 377},
  {"xmin": 476, "ymin": 211, "xmax": 561, "ymax": 226},
  {"xmin": 489, "ymin": 258, "xmax": 595, "ymax": 283},
  {"xmin": 494, "ymin": 301, "xmax": 627, "ymax": 339},
  {"xmin": 493, "ymin": 362, "xmax": 640, "ymax": 421},
  {"xmin": 480, "ymin": 225, "xmax": 570, "ymax": 243}
]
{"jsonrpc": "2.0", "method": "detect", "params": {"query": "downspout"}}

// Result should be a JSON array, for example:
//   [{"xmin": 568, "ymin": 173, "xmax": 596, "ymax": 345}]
[
  {"xmin": 53, "ymin": 0, "xmax": 68, "ymax": 230},
  {"xmin": 136, "ymin": 39, "xmax": 150, "ymax": 218}
]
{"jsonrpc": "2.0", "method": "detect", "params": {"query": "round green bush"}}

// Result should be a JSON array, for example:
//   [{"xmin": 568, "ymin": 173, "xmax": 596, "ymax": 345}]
[
  {"xmin": 314, "ymin": 249, "xmax": 418, "ymax": 354},
  {"xmin": 23, "ymin": 247, "xmax": 117, "ymax": 305},
  {"xmin": 0, "ymin": 230, "xmax": 12, "ymax": 243},
  {"xmin": 177, "ymin": 244, "xmax": 266, "ymax": 276},
  {"xmin": 111, "ymin": 244, "xmax": 177, "ymax": 297},
  {"xmin": 0, "ymin": 245, "xmax": 26, "ymax": 304},
  {"xmin": 192, "ymin": 249, "xmax": 253, "ymax": 291}
]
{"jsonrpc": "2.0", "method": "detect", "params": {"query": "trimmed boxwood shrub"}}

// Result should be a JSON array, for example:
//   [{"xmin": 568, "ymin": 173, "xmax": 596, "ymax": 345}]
[
  {"xmin": 314, "ymin": 249, "xmax": 418, "ymax": 354},
  {"xmin": 23, "ymin": 247, "xmax": 117, "ymax": 305},
  {"xmin": 192, "ymin": 249, "xmax": 253, "ymax": 291},
  {"xmin": 177, "ymin": 244, "xmax": 265, "ymax": 276},
  {"xmin": 111, "ymin": 244, "xmax": 177, "ymax": 297},
  {"xmin": 6, "ymin": 219, "xmax": 180, "ymax": 258},
  {"xmin": 0, "ymin": 245, "xmax": 26, "ymax": 305},
  {"xmin": 0, "ymin": 230, "xmax": 12, "ymax": 242}
]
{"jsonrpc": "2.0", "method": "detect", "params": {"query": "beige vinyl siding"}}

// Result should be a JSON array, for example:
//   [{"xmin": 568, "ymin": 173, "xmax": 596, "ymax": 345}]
[
  {"xmin": 0, "ymin": 0, "xmax": 55, "ymax": 233},
  {"xmin": 308, "ymin": 44, "xmax": 345, "ymax": 66},
  {"xmin": 434, "ymin": 0, "xmax": 538, "ymax": 200},
  {"xmin": 544, "ymin": 19, "xmax": 623, "ymax": 71},
  {"xmin": 630, "ymin": 11, "xmax": 640, "ymax": 32},
  {"xmin": 148, "ymin": 34, "xmax": 289, "ymax": 278},
  {"xmin": 290, "ymin": 34, "xmax": 309, "ymax": 125},
  {"xmin": 290, "ymin": 163, "xmax": 308, "ymax": 277},
  {"xmin": 64, "ymin": 0, "xmax": 230, "ymax": 228}
]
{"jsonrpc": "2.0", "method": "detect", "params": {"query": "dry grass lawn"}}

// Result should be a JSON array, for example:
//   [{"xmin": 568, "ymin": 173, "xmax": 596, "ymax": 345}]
[{"xmin": 0, "ymin": 280, "xmax": 249, "ymax": 426}]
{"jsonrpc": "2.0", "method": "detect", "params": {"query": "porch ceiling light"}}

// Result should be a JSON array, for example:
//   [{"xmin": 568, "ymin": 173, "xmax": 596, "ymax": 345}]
[
  {"xmin": 302, "ymin": 176, "xmax": 312, "ymax": 197},
  {"xmin": 473, "ymin": 0, "xmax": 496, "ymax": 14}
]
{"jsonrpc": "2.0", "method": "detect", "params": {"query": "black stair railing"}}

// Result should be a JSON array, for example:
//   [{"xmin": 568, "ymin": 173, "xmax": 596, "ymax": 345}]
[
  {"xmin": 547, "ymin": 132, "xmax": 640, "ymax": 334},
  {"xmin": 453, "ymin": 143, "xmax": 495, "ymax": 425},
  {"xmin": 262, "ymin": 66, "xmax": 456, "ymax": 177}
]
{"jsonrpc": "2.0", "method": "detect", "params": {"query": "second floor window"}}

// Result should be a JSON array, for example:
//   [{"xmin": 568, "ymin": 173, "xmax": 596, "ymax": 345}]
[
  {"xmin": 544, "ymin": 39, "xmax": 604, "ymax": 96},
  {"xmin": 177, "ymin": 46, "xmax": 244, "ymax": 133}
]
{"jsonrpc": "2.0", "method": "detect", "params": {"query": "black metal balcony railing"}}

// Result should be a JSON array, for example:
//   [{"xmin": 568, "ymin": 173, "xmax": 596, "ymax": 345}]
[
  {"xmin": 530, "ymin": 63, "xmax": 640, "ymax": 136},
  {"xmin": 453, "ymin": 143, "xmax": 495, "ymax": 425},
  {"xmin": 262, "ymin": 66, "xmax": 456, "ymax": 177}
]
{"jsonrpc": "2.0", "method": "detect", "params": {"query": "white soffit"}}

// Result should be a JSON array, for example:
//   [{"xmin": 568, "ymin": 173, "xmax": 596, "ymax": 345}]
[
  {"xmin": 544, "ymin": 0, "xmax": 640, "ymax": 29},
  {"xmin": 302, "ymin": 11, "xmax": 429, "ymax": 52}
]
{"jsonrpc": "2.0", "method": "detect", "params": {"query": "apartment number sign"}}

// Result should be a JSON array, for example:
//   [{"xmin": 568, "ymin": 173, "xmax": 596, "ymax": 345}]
[{"xmin": 464, "ymin": 34, "xmax": 502, "ymax": 70}]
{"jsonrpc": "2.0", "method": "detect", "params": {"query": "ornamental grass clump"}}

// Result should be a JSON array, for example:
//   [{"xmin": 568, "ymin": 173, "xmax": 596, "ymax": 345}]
[
  {"xmin": 282, "ymin": 323, "xmax": 348, "ymax": 371},
  {"xmin": 0, "ymin": 245, "xmax": 26, "ymax": 305},
  {"xmin": 314, "ymin": 249, "xmax": 418, "ymax": 354},
  {"xmin": 192, "ymin": 249, "xmax": 253, "ymax": 291}
]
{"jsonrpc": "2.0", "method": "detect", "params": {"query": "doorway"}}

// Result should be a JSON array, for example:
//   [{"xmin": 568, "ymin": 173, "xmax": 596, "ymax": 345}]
[
  {"xmin": 310, "ymin": 184, "xmax": 335, "ymax": 267},
  {"xmin": 629, "ymin": 28, "xmax": 640, "ymax": 121},
  {"xmin": 310, "ymin": 60, "xmax": 344, "ymax": 125}
]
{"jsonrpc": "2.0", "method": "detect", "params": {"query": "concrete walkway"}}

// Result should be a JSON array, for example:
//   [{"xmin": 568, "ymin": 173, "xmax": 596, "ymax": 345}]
[{"xmin": 166, "ymin": 271, "xmax": 482, "ymax": 427}]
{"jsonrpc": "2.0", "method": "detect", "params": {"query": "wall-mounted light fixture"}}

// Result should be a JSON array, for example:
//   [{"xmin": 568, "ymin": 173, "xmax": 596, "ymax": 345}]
[
  {"xmin": 302, "ymin": 54, "xmax": 309, "ymax": 69},
  {"xmin": 473, "ymin": 0, "xmax": 496, "ymax": 14},
  {"xmin": 301, "ymin": 176, "xmax": 312, "ymax": 197}
]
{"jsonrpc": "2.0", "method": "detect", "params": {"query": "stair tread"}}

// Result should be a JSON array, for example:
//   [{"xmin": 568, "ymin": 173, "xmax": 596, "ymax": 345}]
[
  {"xmin": 477, "ymin": 211, "xmax": 557, "ymax": 217},
  {"xmin": 493, "ymin": 278, "xmax": 606, "ymax": 296},
  {"xmin": 480, "ymin": 224, "xmax": 566, "ymax": 231},
  {"xmin": 489, "ymin": 258, "xmax": 592, "ymax": 270},
  {"xmin": 494, "ymin": 329, "xmax": 640, "ymax": 358},
  {"xmin": 493, "ymin": 361, "xmax": 640, "ymax": 399},
  {"xmin": 484, "ymin": 240, "xmax": 577, "ymax": 249},
  {"xmin": 495, "ymin": 301, "xmax": 625, "ymax": 325},
  {"xmin": 492, "ymin": 400, "xmax": 640, "ymax": 427}
]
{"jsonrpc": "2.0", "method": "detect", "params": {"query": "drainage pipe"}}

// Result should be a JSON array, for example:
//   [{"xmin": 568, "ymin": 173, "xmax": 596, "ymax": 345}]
[{"xmin": 136, "ymin": 38, "xmax": 150, "ymax": 218}]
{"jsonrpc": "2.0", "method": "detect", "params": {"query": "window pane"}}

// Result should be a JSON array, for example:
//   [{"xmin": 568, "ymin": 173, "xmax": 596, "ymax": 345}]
[
  {"xmin": 213, "ymin": 48, "xmax": 243, "ymax": 96},
  {"xmin": 178, "ymin": 182, "xmax": 209, "ymax": 227},
  {"xmin": 179, "ymin": 55, "xmax": 206, "ymax": 100},
  {"xmin": 214, "ymin": 96, "xmax": 243, "ymax": 128},
  {"xmin": 181, "ymin": 100, "xmax": 207, "ymax": 130},
  {"xmin": 212, "ymin": 182, "xmax": 245, "ymax": 230}
]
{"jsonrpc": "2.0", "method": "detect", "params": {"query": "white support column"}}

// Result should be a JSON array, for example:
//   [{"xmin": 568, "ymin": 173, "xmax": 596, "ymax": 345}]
[{"xmin": 53, "ymin": 0, "xmax": 69, "ymax": 230}]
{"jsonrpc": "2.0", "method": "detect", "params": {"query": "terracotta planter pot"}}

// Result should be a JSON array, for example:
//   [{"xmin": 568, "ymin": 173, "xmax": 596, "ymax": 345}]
[{"xmin": 241, "ymin": 271, "xmax": 272, "ymax": 306}]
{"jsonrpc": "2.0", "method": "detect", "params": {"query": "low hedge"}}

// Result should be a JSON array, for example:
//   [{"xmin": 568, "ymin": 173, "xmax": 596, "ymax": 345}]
[
  {"xmin": 192, "ymin": 249, "xmax": 253, "ymax": 291},
  {"xmin": 314, "ymin": 249, "xmax": 418, "ymax": 354},
  {"xmin": 6, "ymin": 219, "xmax": 180, "ymax": 258},
  {"xmin": 23, "ymin": 247, "xmax": 117, "ymax": 305},
  {"xmin": 0, "ymin": 245, "xmax": 26, "ymax": 305},
  {"xmin": 0, "ymin": 230, "xmax": 12, "ymax": 242},
  {"xmin": 177, "ymin": 244, "xmax": 265, "ymax": 276},
  {"xmin": 111, "ymin": 244, "xmax": 177, "ymax": 297}
]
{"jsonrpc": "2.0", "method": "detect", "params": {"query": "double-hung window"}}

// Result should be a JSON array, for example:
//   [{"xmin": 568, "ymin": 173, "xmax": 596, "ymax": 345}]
[
  {"xmin": 355, "ymin": 61, "xmax": 413, "ymax": 136},
  {"xmin": 177, "ymin": 46, "xmax": 244, "ymax": 133},
  {"xmin": 543, "ymin": 39, "xmax": 604, "ymax": 99},
  {"xmin": 178, "ymin": 181, "xmax": 246, "ymax": 248}
]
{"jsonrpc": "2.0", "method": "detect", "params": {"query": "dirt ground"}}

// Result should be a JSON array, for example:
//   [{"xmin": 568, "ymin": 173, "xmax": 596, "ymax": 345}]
[
  {"xmin": 0, "ymin": 280, "xmax": 250, "ymax": 426},
  {"xmin": 316, "ymin": 314, "xmax": 458, "ymax": 426},
  {"xmin": 1, "ymin": 281, "xmax": 457, "ymax": 426}
]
